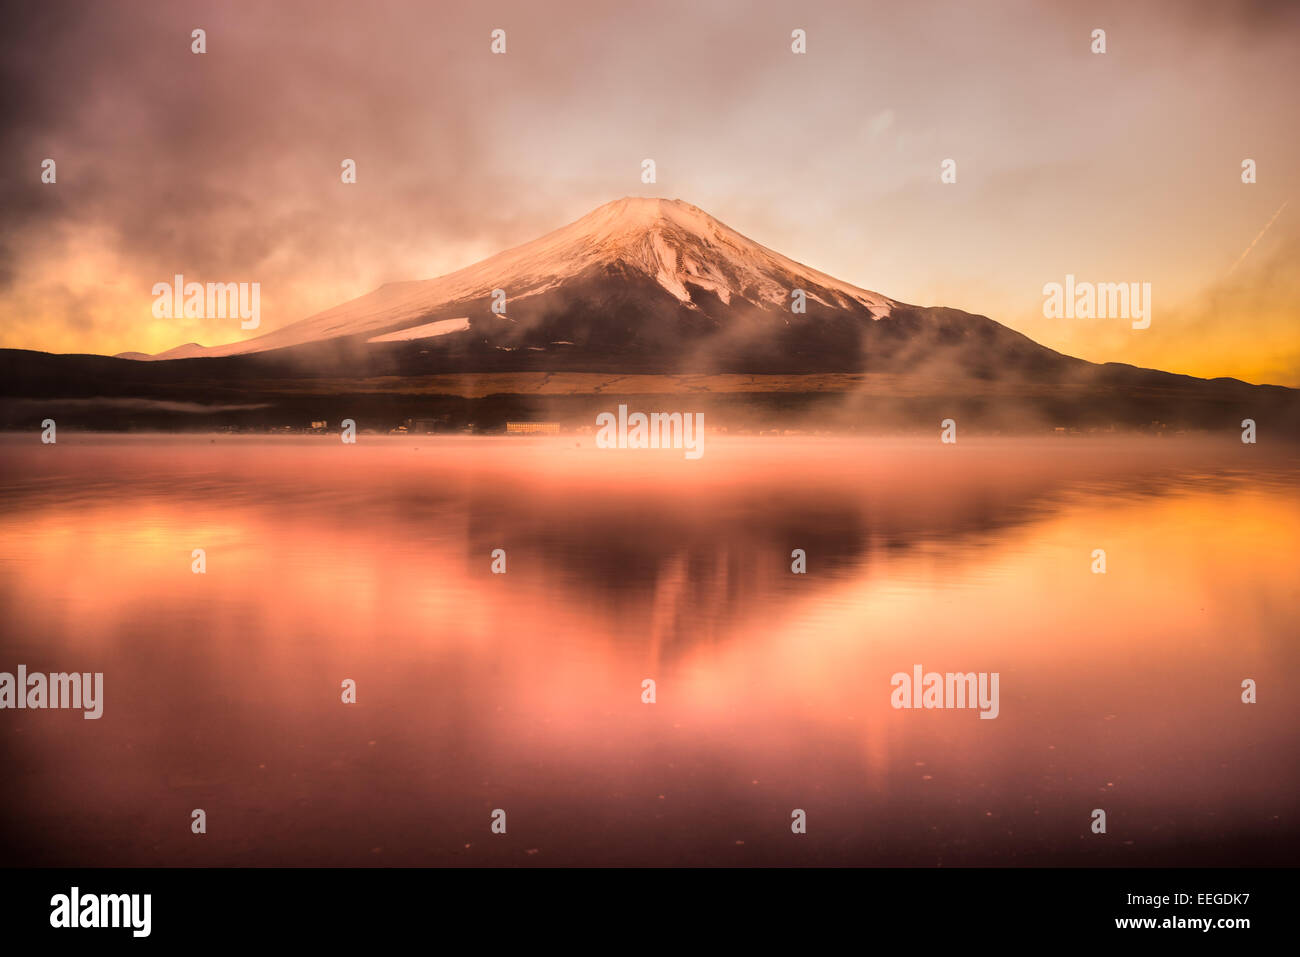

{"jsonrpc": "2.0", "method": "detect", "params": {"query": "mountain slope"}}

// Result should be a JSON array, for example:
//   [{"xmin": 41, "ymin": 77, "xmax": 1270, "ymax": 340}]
[{"xmin": 140, "ymin": 197, "xmax": 897, "ymax": 359}]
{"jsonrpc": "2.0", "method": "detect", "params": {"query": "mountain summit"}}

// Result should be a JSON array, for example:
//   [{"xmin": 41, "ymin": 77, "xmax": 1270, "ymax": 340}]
[{"xmin": 492, "ymin": 196, "xmax": 894, "ymax": 315}]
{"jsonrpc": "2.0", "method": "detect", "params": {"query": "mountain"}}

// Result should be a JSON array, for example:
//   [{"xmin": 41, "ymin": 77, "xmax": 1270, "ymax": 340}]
[
  {"xmin": 136, "ymin": 197, "xmax": 894, "ymax": 360},
  {"xmin": 120, "ymin": 197, "xmax": 1074, "ymax": 380},
  {"xmin": 1, "ymin": 197, "xmax": 1297, "ymax": 433}
]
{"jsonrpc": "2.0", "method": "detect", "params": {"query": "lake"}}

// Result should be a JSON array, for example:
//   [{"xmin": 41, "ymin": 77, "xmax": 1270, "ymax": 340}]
[{"xmin": 1, "ymin": 433, "xmax": 1296, "ymax": 865}]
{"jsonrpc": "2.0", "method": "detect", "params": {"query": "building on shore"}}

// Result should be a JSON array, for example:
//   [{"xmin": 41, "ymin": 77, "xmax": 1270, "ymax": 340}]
[{"xmin": 506, "ymin": 422, "xmax": 560, "ymax": 435}]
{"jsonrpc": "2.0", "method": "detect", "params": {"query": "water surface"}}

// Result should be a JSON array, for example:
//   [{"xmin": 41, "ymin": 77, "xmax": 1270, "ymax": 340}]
[{"xmin": 1, "ymin": 434, "xmax": 1296, "ymax": 865}]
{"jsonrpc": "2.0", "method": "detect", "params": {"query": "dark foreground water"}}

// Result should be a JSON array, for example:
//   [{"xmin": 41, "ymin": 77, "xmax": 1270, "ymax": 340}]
[{"xmin": 0, "ymin": 434, "xmax": 1296, "ymax": 865}]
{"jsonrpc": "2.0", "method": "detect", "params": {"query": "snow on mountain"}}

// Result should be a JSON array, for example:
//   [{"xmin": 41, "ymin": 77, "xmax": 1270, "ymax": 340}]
[
  {"xmin": 139, "ymin": 198, "xmax": 894, "ymax": 359},
  {"xmin": 366, "ymin": 317, "xmax": 470, "ymax": 342}
]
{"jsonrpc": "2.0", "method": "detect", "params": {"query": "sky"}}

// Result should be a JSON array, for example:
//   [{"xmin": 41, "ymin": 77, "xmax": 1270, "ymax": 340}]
[{"xmin": 2, "ymin": 0, "xmax": 1297, "ymax": 384}]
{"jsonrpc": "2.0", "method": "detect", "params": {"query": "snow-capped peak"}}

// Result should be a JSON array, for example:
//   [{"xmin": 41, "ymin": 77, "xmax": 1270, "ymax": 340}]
[{"xmin": 506, "ymin": 197, "xmax": 893, "ymax": 313}]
